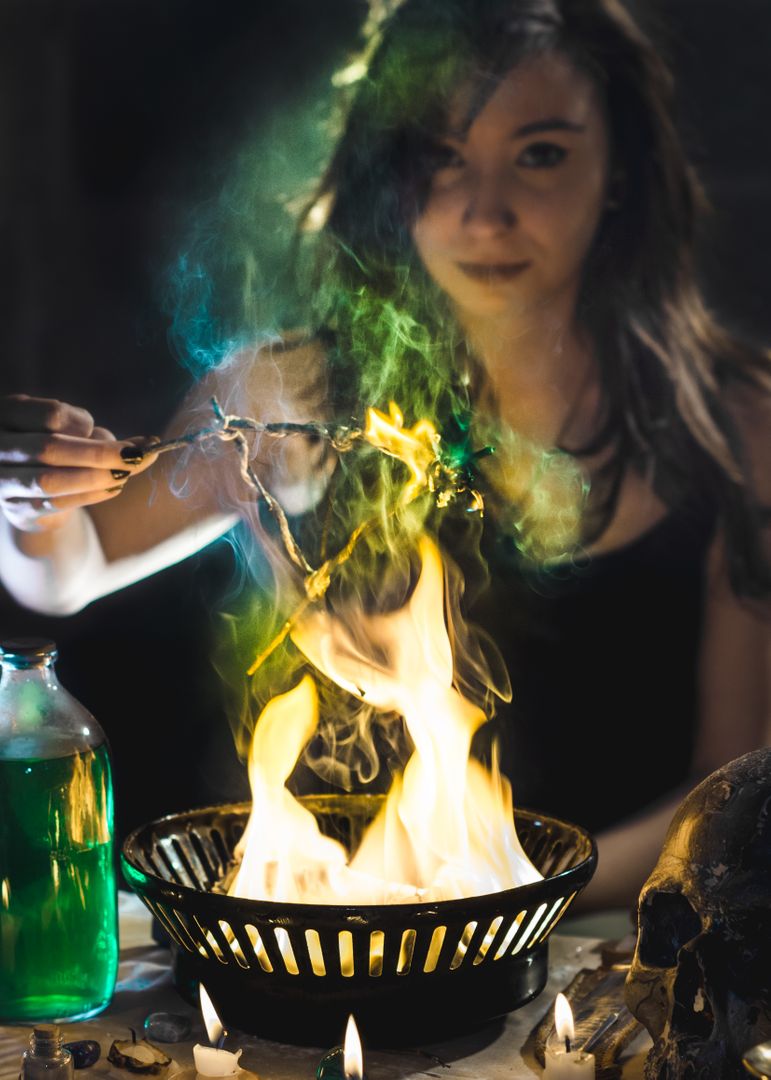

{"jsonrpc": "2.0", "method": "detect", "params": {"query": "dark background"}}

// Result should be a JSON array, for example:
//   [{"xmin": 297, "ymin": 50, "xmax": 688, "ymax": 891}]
[{"xmin": 1, "ymin": 0, "xmax": 769, "ymax": 844}]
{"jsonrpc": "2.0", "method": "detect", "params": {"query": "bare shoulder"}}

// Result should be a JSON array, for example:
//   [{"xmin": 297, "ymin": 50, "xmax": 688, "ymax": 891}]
[
  {"xmin": 167, "ymin": 332, "xmax": 331, "ymax": 437},
  {"xmin": 215, "ymin": 332, "xmax": 330, "ymax": 424}
]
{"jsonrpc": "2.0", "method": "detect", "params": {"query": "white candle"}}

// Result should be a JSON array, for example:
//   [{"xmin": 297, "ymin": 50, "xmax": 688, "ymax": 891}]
[
  {"xmin": 543, "ymin": 993, "xmax": 595, "ymax": 1079},
  {"xmin": 193, "ymin": 1045, "xmax": 242, "ymax": 1078},
  {"xmin": 195, "ymin": 984, "xmax": 243, "ymax": 1078}
]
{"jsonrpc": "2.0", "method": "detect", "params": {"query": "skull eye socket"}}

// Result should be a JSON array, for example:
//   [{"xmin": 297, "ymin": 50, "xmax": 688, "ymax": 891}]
[{"xmin": 639, "ymin": 891, "xmax": 702, "ymax": 968}]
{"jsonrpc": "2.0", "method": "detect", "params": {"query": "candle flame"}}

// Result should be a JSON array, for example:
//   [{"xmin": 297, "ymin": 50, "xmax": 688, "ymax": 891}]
[
  {"xmin": 199, "ymin": 983, "xmax": 224, "ymax": 1046},
  {"xmin": 343, "ymin": 1015, "xmax": 363, "ymax": 1080},
  {"xmin": 554, "ymin": 992, "xmax": 575, "ymax": 1043}
]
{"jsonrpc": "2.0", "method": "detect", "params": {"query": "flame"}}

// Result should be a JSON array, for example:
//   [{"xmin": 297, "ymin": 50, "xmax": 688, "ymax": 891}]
[
  {"xmin": 554, "ymin": 992, "xmax": 575, "ymax": 1043},
  {"xmin": 363, "ymin": 402, "xmax": 440, "ymax": 503},
  {"xmin": 199, "ymin": 983, "xmax": 224, "ymax": 1045},
  {"xmin": 227, "ymin": 534, "xmax": 540, "ymax": 907},
  {"xmin": 343, "ymin": 1015, "xmax": 363, "ymax": 1080},
  {"xmin": 228, "ymin": 676, "xmax": 350, "ymax": 903}
]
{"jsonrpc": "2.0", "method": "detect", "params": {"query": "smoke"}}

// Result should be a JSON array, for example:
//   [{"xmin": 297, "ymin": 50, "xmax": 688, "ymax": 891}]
[
  {"xmin": 164, "ymin": 82, "xmax": 344, "ymax": 378},
  {"xmin": 158, "ymin": 11, "xmax": 589, "ymax": 797}
]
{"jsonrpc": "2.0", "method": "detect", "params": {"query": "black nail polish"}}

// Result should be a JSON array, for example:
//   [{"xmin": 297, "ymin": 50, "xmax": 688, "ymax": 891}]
[
  {"xmin": 111, "ymin": 469, "xmax": 130, "ymax": 481},
  {"xmin": 105, "ymin": 485, "xmax": 124, "ymax": 493},
  {"xmin": 120, "ymin": 446, "xmax": 144, "ymax": 464}
]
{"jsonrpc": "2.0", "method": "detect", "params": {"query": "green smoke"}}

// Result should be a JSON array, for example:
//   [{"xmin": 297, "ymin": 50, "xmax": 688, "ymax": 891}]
[{"xmin": 163, "ymin": 7, "xmax": 589, "ymax": 779}]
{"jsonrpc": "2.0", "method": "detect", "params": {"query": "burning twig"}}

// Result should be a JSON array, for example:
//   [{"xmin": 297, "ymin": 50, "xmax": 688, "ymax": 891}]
[
  {"xmin": 143, "ymin": 399, "xmax": 362, "ymax": 575},
  {"xmin": 140, "ymin": 397, "xmax": 490, "ymax": 674},
  {"xmin": 145, "ymin": 398, "xmax": 362, "ymax": 458},
  {"xmin": 245, "ymin": 404, "xmax": 491, "ymax": 675},
  {"xmin": 246, "ymin": 512, "xmax": 390, "ymax": 675}
]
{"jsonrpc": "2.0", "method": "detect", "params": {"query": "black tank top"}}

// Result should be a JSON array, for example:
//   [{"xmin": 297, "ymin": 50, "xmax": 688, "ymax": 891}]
[{"xmin": 441, "ymin": 496, "xmax": 717, "ymax": 835}]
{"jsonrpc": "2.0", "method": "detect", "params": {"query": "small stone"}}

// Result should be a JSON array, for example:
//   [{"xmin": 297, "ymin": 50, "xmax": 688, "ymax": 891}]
[
  {"xmin": 143, "ymin": 1013, "xmax": 192, "ymax": 1044},
  {"xmin": 63, "ymin": 1040, "xmax": 101, "ymax": 1069},
  {"xmin": 316, "ymin": 1047, "xmax": 345, "ymax": 1080}
]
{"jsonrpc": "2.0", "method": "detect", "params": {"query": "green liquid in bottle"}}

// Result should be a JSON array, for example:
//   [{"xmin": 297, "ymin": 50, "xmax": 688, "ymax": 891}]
[{"xmin": 0, "ymin": 740, "xmax": 118, "ymax": 1022}]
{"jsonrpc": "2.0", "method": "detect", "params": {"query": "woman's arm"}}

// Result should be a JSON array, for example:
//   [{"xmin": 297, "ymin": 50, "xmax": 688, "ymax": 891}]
[
  {"xmin": 577, "ymin": 386, "xmax": 771, "ymax": 913},
  {"xmin": 0, "ymin": 398, "xmax": 238, "ymax": 614},
  {"xmin": 577, "ymin": 533, "xmax": 769, "ymax": 912},
  {"xmin": 578, "ymin": 557, "xmax": 769, "ymax": 912},
  {"xmin": 0, "ymin": 338, "xmax": 335, "ymax": 614}
]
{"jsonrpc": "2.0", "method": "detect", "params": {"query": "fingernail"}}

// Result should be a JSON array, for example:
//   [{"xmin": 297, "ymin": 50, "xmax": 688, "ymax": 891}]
[
  {"xmin": 120, "ymin": 446, "xmax": 144, "ymax": 464},
  {"xmin": 111, "ymin": 469, "xmax": 130, "ymax": 480},
  {"xmin": 105, "ymin": 485, "xmax": 124, "ymax": 493}
]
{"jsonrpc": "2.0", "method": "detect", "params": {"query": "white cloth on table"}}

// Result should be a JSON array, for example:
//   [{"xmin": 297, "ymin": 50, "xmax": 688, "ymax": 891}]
[{"xmin": 0, "ymin": 890, "xmax": 649, "ymax": 1080}]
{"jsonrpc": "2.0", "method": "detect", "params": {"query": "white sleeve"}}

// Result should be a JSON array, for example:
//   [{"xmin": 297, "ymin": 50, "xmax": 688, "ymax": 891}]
[{"xmin": 0, "ymin": 507, "xmax": 239, "ymax": 616}]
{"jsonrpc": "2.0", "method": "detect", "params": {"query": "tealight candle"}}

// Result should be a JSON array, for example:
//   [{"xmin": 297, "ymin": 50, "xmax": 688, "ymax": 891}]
[
  {"xmin": 193, "ymin": 1045, "xmax": 242, "ymax": 1078},
  {"xmin": 316, "ymin": 1015, "xmax": 364, "ymax": 1080},
  {"xmin": 543, "ymin": 994, "xmax": 595, "ymax": 1079},
  {"xmin": 194, "ymin": 985, "xmax": 243, "ymax": 1078}
]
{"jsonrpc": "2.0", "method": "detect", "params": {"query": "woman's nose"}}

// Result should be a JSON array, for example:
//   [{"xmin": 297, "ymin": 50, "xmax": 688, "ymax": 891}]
[{"xmin": 461, "ymin": 173, "xmax": 517, "ymax": 235}]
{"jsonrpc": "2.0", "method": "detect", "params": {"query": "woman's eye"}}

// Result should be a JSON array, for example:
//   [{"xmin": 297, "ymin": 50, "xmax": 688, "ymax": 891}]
[{"xmin": 516, "ymin": 142, "xmax": 568, "ymax": 169}]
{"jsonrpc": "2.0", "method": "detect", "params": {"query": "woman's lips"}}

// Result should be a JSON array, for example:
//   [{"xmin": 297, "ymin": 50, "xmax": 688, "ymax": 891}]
[{"xmin": 456, "ymin": 260, "xmax": 531, "ymax": 283}]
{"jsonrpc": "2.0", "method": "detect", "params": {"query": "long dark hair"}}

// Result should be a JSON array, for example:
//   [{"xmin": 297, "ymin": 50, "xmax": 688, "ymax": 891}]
[{"xmin": 298, "ymin": 0, "xmax": 770, "ymax": 598}]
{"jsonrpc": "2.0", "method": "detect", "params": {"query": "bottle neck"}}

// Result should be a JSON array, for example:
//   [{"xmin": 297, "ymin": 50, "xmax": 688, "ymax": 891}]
[
  {"xmin": 0, "ymin": 661, "xmax": 61, "ymax": 694},
  {"xmin": 0, "ymin": 660, "xmax": 66, "ymax": 749},
  {"xmin": 30, "ymin": 1026, "xmax": 65, "ymax": 1058},
  {"xmin": 0, "ymin": 653, "xmax": 105, "ymax": 756},
  {"xmin": 32, "ymin": 1038, "xmax": 62, "ymax": 1057}
]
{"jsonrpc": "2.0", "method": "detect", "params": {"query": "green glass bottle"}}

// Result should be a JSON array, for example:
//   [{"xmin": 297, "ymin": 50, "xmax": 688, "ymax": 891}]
[{"xmin": 0, "ymin": 639, "xmax": 118, "ymax": 1022}]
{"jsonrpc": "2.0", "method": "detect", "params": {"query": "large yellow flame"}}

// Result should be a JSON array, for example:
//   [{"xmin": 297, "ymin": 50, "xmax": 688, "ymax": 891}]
[{"xmin": 228, "ymin": 536, "xmax": 540, "ymax": 906}]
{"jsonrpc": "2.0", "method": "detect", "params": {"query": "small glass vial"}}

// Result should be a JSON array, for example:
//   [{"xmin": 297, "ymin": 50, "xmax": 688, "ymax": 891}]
[{"xmin": 20, "ymin": 1025, "xmax": 74, "ymax": 1080}]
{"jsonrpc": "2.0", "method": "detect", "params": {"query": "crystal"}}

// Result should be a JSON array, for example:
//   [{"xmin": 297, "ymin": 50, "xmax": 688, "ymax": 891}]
[
  {"xmin": 143, "ymin": 1013, "xmax": 192, "ymax": 1044},
  {"xmin": 63, "ymin": 1040, "xmax": 101, "ymax": 1069},
  {"xmin": 316, "ymin": 1047, "xmax": 345, "ymax": 1080}
]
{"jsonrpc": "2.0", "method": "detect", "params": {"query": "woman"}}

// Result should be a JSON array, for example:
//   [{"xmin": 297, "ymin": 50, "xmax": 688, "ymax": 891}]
[{"xmin": 0, "ymin": 0, "xmax": 768, "ymax": 909}]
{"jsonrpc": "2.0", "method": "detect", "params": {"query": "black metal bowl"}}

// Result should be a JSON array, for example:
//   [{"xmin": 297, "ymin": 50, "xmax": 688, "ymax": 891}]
[{"xmin": 121, "ymin": 796, "xmax": 596, "ymax": 1046}]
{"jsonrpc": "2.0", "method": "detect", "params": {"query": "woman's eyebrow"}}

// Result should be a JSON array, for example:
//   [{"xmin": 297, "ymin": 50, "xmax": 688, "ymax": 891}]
[
  {"xmin": 441, "ymin": 116, "xmax": 586, "ymax": 142},
  {"xmin": 513, "ymin": 117, "xmax": 586, "ymax": 137}
]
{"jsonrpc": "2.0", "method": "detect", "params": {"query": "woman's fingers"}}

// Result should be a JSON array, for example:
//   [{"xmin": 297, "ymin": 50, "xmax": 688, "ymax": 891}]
[
  {"xmin": 0, "ymin": 394, "xmax": 95, "ymax": 437},
  {"xmin": 0, "ymin": 431, "xmax": 155, "ymax": 471},
  {"xmin": 0, "ymin": 464, "xmax": 133, "ymax": 500},
  {"xmin": 2, "ymin": 486, "xmax": 126, "ymax": 532},
  {"xmin": 0, "ymin": 395, "xmax": 162, "ymax": 532},
  {"xmin": 91, "ymin": 425, "xmax": 116, "ymax": 442}
]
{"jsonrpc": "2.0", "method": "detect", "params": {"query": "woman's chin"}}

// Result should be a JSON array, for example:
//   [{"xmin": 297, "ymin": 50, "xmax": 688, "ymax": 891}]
[{"xmin": 456, "ymin": 290, "xmax": 537, "ymax": 325}]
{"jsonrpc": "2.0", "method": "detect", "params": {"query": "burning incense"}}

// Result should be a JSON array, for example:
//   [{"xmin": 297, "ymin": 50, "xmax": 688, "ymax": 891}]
[
  {"xmin": 138, "ymin": 397, "xmax": 490, "ymax": 674},
  {"xmin": 145, "ymin": 397, "xmax": 363, "ymax": 458}
]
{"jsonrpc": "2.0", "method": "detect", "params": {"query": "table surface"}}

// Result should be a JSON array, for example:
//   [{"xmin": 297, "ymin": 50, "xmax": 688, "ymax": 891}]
[{"xmin": 0, "ymin": 892, "xmax": 651, "ymax": 1080}]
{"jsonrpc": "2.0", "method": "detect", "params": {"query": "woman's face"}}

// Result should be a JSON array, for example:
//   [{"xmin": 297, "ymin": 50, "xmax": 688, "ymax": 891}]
[{"xmin": 411, "ymin": 52, "xmax": 610, "ymax": 326}]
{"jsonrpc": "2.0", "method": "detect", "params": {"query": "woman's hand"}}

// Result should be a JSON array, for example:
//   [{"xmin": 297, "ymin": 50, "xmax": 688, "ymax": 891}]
[{"xmin": 0, "ymin": 394, "xmax": 158, "ymax": 533}]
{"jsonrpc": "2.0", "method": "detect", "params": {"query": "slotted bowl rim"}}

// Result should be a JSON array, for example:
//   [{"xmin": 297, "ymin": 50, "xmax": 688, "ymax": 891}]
[
  {"xmin": 120, "ymin": 794, "xmax": 597, "ymax": 919},
  {"xmin": 120, "ymin": 796, "xmax": 597, "ymax": 1045}
]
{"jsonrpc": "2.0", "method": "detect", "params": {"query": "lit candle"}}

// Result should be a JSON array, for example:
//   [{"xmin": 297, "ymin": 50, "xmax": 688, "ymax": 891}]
[
  {"xmin": 543, "ymin": 994, "xmax": 595, "ymax": 1079},
  {"xmin": 193, "ymin": 985, "xmax": 243, "ymax": 1078},
  {"xmin": 316, "ymin": 1015, "xmax": 364, "ymax": 1080}
]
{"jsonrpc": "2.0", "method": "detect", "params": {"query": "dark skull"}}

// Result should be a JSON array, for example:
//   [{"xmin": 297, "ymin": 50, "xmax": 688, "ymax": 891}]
[{"xmin": 625, "ymin": 748, "xmax": 771, "ymax": 1079}]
